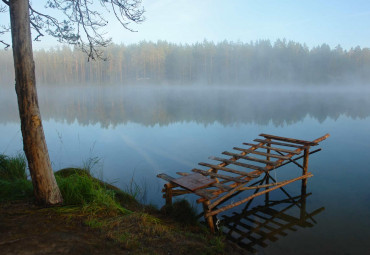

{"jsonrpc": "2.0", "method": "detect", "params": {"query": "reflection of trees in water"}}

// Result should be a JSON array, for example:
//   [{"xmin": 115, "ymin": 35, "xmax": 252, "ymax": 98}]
[{"xmin": 1, "ymin": 87, "xmax": 370, "ymax": 126}]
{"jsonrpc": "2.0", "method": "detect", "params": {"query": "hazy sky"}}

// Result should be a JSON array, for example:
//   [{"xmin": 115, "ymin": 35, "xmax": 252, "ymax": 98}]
[{"xmin": 0, "ymin": 0, "xmax": 369, "ymax": 50}]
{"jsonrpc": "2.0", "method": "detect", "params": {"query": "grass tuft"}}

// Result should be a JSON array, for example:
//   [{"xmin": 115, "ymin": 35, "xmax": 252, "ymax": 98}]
[
  {"xmin": 0, "ymin": 153, "xmax": 27, "ymax": 181},
  {"xmin": 55, "ymin": 172, "xmax": 131, "ymax": 216}
]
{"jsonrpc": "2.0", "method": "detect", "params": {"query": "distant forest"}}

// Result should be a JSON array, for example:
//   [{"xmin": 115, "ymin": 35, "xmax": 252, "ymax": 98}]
[{"xmin": 1, "ymin": 39, "xmax": 369, "ymax": 86}]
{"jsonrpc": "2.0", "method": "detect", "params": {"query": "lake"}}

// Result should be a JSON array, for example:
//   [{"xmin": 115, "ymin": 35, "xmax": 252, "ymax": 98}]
[{"xmin": 1, "ymin": 85, "xmax": 369, "ymax": 254}]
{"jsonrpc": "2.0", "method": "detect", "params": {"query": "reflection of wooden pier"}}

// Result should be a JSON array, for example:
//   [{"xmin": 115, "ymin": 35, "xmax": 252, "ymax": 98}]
[
  {"xmin": 221, "ymin": 188, "xmax": 324, "ymax": 252},
  {"xmin": 157, "ymin": 133, "xmax": 329, "ymax": 232}
]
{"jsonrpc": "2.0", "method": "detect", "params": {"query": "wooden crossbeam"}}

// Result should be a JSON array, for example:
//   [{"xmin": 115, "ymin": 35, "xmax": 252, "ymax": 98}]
[
  {"xmin": 242, "ymin": 143, "xmax": 300, "ymax": 155},
  {"xmin": 233, "ymin": 147, "xmax": 290, "ymax": 160},
  {"xmin": 206, "ymin": 173, "xmax": 313, "ymax": 217},
  {"xmin": 259, "ymin": 133, "xmax": 319, "ymax": 146},
  {"xmin": 199, "ymin": 162, "xmax": 259, "ymax": 177},
  {"xmin": 222, "ymin": 151, "xmax": 279, "ymax": 165},
  {"xmin": 209, "ymin": 156, "xmax": 267, "ymax": 171},
  {"xmin": 254, "ymin": 139, "xmax": 304, "ymax": 149},
  {"xmin": 192, "ymin": 169, "xmax": 246, "ymax": 183}
]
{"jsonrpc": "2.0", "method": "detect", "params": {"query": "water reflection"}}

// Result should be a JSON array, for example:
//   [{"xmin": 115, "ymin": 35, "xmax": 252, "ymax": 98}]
[
  {"xmin": 221, "ymin": 185, "xmax": 324, "ymax": 253},
  {"xmin": 1, "ymin": 86, "xmax": 370, "ymax": 126}
]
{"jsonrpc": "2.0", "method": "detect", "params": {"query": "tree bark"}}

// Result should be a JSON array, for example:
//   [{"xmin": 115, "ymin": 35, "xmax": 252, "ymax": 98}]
[{"xmin": 9, "ymin": 0, "xmax": 63, "ymax": 205}]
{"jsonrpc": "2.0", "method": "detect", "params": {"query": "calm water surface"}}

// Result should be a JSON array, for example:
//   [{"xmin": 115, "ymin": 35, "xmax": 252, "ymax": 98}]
[{"xmin": 0, "ymin": 86, "xmax": 369, "ymax": 254}]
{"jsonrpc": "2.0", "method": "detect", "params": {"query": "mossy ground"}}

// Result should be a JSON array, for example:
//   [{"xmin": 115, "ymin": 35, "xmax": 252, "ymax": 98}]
[{"xmin": 0, "ymin": 155, "xmax": 243, "ymax": 255}]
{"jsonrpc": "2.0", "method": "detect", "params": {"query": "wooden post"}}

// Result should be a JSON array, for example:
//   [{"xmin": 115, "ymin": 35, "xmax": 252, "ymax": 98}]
[
  {"xmin": 302, "ymin": 147, "xmax": 310, "ymax": 189},
  {"xmin": 203, "ymin": 200, "xmax": 215, "ymax": 233},
  {"xmin": 164, "ymin": 183, "xmax": 173, "ymax": 206}
]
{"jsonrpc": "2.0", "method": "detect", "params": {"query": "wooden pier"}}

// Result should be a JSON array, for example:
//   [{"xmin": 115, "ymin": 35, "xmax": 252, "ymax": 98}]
[{"xmin": 157, "ymin": 133, "xmax": 329, "ymax": 232}]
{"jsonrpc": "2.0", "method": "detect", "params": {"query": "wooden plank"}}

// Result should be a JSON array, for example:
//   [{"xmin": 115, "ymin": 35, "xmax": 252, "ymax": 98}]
[
  {"xmin": 243, "ymin": 143, "xmax": 300, "ymax": 154},
  {"xmin": 222, "ymin": 151, "xmax": 279, "ymax": 165},
  {"xmin": 157, "ymin": 173, "xmax": 176, "ymax": 182},
  {"xmin": 212, "ymin": 183, "xmax": 233, "ymax": 191},
  {"xmin": 157, "ymin": 173, "xmax": 215, "ymax": 200},
  {"xmin": 254, "ymin": 139, "xmax": 304, "ymax": 149},
  {"xmin": 259, "ymin": 133, "xmax": 318, "ymax": 146},
  {"xmin": 233, "ymin": 148, "xmax": 290, "ymax": 160},
  {"xmin": 176, "ymin": 172, "xmax": 233, "ymax": 191},
  {"xmin": 172, "ymin": 173, "xmax": 217, "ymax": 191},
  {"xmin": 209, "ymin": 156, "xmax": 267, "ymax": 171},
  {"xmin": 192, "ymin": 168, "xmax": 246, "ymax": 183},
  {"xmin": 199, "ymin": 162, "xmax": 259, "ymax": 177}
]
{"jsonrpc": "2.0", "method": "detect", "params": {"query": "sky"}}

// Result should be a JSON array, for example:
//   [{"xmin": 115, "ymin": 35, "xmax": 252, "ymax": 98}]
[{"xmin": 0, "ymin": 0, "xmax": 370, "ymax": 50}]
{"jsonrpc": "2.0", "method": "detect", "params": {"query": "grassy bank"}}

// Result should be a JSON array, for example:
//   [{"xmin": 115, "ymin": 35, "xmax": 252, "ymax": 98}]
[{"xmin": 0, "ymin": 153, "xmax": 240, "ymax": 255}]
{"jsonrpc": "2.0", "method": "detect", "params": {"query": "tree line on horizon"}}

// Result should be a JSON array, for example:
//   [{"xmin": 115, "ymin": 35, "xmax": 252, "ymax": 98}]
[{"xmin": 1, "ymin": 39, "xmax": 369, "ymax": 86}]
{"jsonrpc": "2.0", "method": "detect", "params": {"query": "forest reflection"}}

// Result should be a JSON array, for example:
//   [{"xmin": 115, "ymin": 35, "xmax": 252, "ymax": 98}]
[{"xmin": 1, "ymin": 86, "xmax": 369, "ymax": 127}]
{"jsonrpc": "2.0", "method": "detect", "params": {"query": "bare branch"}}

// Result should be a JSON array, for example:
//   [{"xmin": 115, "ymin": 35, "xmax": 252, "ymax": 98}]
[{"xmin": 1, "ymin": 0, "xmax": 9, "ymax": 7}]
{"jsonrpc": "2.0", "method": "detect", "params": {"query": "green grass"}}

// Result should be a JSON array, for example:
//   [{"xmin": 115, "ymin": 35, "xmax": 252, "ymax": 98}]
[
  {"xmin": 55, "ymin": 170, "xmax": 131, "ymax": 216},
  {"xmin": 0, "ymin": 153, "xmax": 32, "ymax": 202},
  {"xmin": 0, "ymin": 153, "xmax": 27, "ymax": 180}
]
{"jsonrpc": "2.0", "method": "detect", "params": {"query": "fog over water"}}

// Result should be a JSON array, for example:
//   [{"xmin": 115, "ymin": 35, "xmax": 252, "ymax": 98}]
[{"xmin": 0, "ymin": 85, "xmax": 369, "ymax": 254}]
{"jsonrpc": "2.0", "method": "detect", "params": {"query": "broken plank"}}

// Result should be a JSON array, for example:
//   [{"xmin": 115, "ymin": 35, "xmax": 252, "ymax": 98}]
[
  {"xmin": 222, "ymin": 151, "xmax": 279, "ymax": 165},
  {"xmin": 233, "ymin": 148, "xmax": 290, "ymax": 160},
  {"xmin": 259, "ymin": 133, "xmax": 318, "ymax": 146},
  {"xmin": 192, "ymin": 168, "xmax": 246, "ymax": 183},
  {"xmin": 209, "ymin": 156, "xmax": 267, "ymax": 171},
  {"xmin": 157, "ymin": 173, "xmax": 175, "ymax": 182},
  {"xmin": 242, "ymin": 143, "xmax": 300, "ymax": 154},
  {"xmin": 199, "ymin": 162, "xmax": 259, "ymax": 177}
]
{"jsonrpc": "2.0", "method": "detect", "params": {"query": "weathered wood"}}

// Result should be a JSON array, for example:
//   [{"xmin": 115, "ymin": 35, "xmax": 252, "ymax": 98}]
[
  {"xmin": 209, "ymin": 156, "xmax": 267, "ymax": 171},
  {"xmin": 212, "ymin": 183, "xmax": 233, "ymax": 191},
  {"xmin": 164, "ymin": 183, "xmax": 173, "ymax": 206},
  {"xmin": 157, "ymin": 173, "xmax": 215, "ymax": 200},
  {"xmin": 157, "ymin": 173, "xmax": 176, "ymax": 183},
  {"xmin": 233, "ymin": 148, "xmax": 290, "ymax": 160},
  {"xmin": 243, "ymin": 143, "xmax": 300, "ymax": 154},
  {"xmin": 259, "ymin": 133, "xmax": 319, "ymax": 146},
  {"xmin": 205, "ymin": 173, "xmax": 313, "ymax": 217},
  {"xmin": 9, "ymin": 0, "xmax": 63, "ymax": 205},
  {"xmin": 221, "ymin": 151, "xmax": 279, "ymax": 165},
  {"xmin": 172, "ymin": 173, "xmax": 217, "ymax": 191},
  {"xmin": 203, "ymin": 200, "xmax": 215, "ymax": 233},
  {"xmin": 254, "ymin": 139, "xmax": 304, "ymax": 148},
  {"xmin": 199, "ymin": 162, "xmax": 259, "ymax": 177},
  {"xmin": 176, "ymin": 172, "xmax": 233, "ymax": 191},
  {"xmin": 192, "ymin": 169, "xmax": 246, "ymax": 183}
]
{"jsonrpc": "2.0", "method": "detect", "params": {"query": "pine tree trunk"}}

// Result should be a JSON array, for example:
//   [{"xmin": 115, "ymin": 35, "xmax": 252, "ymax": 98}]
[{"xmin": 9, "ymin": 0, "xmax": 63, "ymax": 205}]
